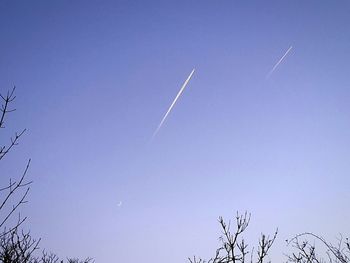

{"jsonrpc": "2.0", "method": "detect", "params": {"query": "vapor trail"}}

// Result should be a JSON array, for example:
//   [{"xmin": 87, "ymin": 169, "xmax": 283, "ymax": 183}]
[
  {"xmin": 266, "ymin": 46, "xmax": 293, "ymax": 79},
  {"xmin": 151, "ymin": 69, "xmax": 195, "ymax": 140}
]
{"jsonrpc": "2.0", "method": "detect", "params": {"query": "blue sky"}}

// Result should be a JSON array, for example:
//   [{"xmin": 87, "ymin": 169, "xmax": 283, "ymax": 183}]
[{"xmin": 1, "ymin": 1, "xmax": 350, "ymax": 262}]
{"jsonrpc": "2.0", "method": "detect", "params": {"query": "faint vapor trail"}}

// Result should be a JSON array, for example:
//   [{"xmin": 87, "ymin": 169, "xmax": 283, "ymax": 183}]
[
  {"xmin": 266, "ymin": 46, "xmax": 293, "ymax": 79},
  {"xmin": 151, "ymin": 69, "xmax": 195, "ymax": 140}
]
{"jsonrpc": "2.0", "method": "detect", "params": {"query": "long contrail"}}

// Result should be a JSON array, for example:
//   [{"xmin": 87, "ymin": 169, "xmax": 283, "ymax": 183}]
[
  {"xmin": 151, "ymin": 69, "xmax": 195, "ymax": 140},
  {"xmin": 266, "ymin": 46, "xmax": 293, "ymax": 79}
]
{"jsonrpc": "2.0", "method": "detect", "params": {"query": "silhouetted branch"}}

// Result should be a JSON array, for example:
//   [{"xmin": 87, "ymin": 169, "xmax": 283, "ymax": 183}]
[
  {"xmin": 0, "ymin": 86, "xmax": 27, "ymax": 162},
  {"xmin": 257, "ymin": 229, "xmax": 278, "ymax": 263},
  {"xmin": 66, "ymin": 257, "xmax": 94, "ymax": 263},
  {"xmin": 40, "ymin": 251, "xmax": 61, "ymax": 263},
  {"xmin": 0, "ymin": 128, "xmax": 26, "ymax": 161},
  {"xmin": 286, "ymin": 232, "xmax": 350, "ymax": 263},
  {"xmin": 0, "ymin": 159, "xmax": 32, "ymax": 236},
  {"xmin": 189, "ymin": 212, "xmax": 278, "ymax": 263},
  {"xmin": 0, "ymin": 227, "xmax": 40, "ymax": 262},
  {"xmin": 0, "ymin": 87, "xmax": 16, "ymax": 129},
  {"xmin": 0, "ymin": 87, "xmax": 93, "ymax": 262}
]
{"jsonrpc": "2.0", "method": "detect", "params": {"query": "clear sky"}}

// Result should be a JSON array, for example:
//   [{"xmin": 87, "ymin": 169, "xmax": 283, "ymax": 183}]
[{"xmin": 1, "ymin": 1, "xmax": 349, "ymax": 262}]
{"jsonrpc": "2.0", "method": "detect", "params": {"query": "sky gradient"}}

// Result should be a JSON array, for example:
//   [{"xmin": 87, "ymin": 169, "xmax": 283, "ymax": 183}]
[{"xmin": 1, "ymin": 1, "xmax": 350, "ymax": 262}]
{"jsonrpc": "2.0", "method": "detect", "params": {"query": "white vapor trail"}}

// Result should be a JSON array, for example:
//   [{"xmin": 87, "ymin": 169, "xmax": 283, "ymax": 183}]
[
  {"xmin": 266, "ymin": 46, "xmax": 293, "ymax": 79},
  {"xmin": 151, "ymin": 69, "xmax": 195, "ymax": 140}
]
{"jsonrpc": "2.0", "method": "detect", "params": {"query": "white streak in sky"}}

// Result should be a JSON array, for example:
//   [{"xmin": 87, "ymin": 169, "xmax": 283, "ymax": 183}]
[
  {"xmin": 266, "ymin": 46, "xmax": 293, "ymax": 79},
  {"xmin": 117, "ymin": 201, "xmax": 122, "ymax": 207},
  {"xmin": 151, "ymin": 69, "xmax": 195, "ymax": 140}
]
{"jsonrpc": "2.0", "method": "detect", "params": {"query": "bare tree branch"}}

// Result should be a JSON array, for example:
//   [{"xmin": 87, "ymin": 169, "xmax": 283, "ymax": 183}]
[
  {"xmin": 286, "ymin": 232, "xmax": 350, "ymax": 263},
  {"xmin": 0, "ymin": 87, "xmax": 92, "ymax": 263},
  {"xmin": 0, "ymin": 159, "xmax": 32, "ymax": 235},
  {"xmin": 0, "ymin": 86, "xmax": 27, "ymax": 162},
  {"xmin": 0, "ymin": 227, "xmax": 40, "ymax": 263},
  {"xmin": 189, "ymin": 212, "xmax": 278, "ymax": 263}
]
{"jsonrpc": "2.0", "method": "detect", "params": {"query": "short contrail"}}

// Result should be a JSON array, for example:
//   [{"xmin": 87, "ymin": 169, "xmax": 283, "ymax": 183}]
[
  {"xmin": 151, "ymin": 69, "xmax": 195, "ymax": 140},
  {"xmin": 266, "ymin": 46, "xmax": 293, "ymax": 79}
]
